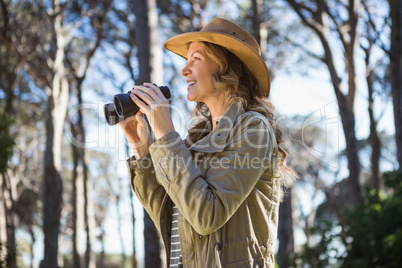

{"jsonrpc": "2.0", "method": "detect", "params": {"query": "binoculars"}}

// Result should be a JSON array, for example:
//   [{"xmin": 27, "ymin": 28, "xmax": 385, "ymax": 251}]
[{"xmin": 104, "ymin": 86, "xmax": 171, "ymax": 126}]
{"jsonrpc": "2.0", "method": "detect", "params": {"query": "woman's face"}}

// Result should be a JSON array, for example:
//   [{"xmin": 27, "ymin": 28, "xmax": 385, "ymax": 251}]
[{"xmin": 181, "ymin": 42, "xmax": 220, "ymax": 103}]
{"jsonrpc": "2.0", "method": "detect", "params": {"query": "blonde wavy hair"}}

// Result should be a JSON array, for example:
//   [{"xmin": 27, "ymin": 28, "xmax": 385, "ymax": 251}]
[{"xmin": 193, "ymin": 42, "xmax": 292, "ymax": 192}]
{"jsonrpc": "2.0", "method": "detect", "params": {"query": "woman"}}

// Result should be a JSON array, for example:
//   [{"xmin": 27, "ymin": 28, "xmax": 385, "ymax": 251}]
[{"xmin": 120, "ymin": 18, "xmax": 290, "ymax": 268}]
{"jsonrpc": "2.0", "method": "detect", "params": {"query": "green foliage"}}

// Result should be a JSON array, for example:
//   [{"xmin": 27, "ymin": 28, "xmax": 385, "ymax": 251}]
[
  {"xmin": 287, "ymin": 218, "xmax": 343, "ymax": 267},
  {"xmin": 0, "ymin": 114, "xmax": 15, "ymax": 173},
  {"xmin": 286, "ymin": 171, "xmax": 402, "ymax": 267},
  {"xmin": 342, "ymin": 170, "xmax": 402, "ymax": 267}
]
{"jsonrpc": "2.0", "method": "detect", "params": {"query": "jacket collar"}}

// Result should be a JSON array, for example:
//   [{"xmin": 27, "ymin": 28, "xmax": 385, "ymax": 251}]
[{"xmin": 187, "ymin": 101, "xmax": 244, "ymax": 153}]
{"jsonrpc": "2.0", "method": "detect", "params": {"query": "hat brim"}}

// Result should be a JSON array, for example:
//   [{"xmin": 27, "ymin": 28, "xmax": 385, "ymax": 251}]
[{"xmin": 164, "ymin": 31, "xmax": 271, "ymax": 97}]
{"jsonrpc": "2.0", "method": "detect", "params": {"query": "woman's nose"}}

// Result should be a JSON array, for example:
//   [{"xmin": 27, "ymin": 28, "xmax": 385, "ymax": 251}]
[{"xmin": 181, "ymin": 64, "xmax": 191, "ymax": 77}]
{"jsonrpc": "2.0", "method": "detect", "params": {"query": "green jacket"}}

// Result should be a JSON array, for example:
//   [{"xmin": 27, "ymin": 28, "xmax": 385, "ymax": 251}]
[{"xmin": 127, "ymin": 101, "xmax": 281, "ymax": 268}]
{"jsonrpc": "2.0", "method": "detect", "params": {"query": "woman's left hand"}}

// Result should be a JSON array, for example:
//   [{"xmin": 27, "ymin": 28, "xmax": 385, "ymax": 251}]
[{"xmin": 130, "ymin": 83, "xmax": 175, "ymax": 140}]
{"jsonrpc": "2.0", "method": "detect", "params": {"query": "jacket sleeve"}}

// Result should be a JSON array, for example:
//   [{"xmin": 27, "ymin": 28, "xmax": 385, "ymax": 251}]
[
  {"xmin": 148, "ymin": 116, "xmax": 276, "ymax": 236},
  {"xmin": 127, "ymin": 155, "xmax": 167, "ymax": 231}
]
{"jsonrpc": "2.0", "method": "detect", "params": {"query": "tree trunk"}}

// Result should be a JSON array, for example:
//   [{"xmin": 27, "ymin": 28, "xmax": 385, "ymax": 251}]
[
  {"xmin": 84, "ymin": 157, "xmax": 96, "ymax": 268},
  {"xmin": 72, "ymin": 143, "xmax": 85, "ymax": 268},
  {"xmin": 286, "ymin": 0, "xmax": 362, "ymax": 205},
  {"xmin": 134, "ymin": 0, "xmax": 164, "ymax": 86},
  {"xmin": 98, "ymin": 229, "xmax": 106, "ymax": 268},
  {"xmin": 317, "ymin": 14, "xmax": 361, "ymax": 207},
  {"xmin": 68, "ymin": 11, "xmax": 109, "ymax": 262},
  {"xmin": 133, "ymin": 0, "xmax": 165, "ymax": 266},
  {"xmin": 0, "ymin": 174, "xmax": 6, "ymax": 251},
  {"xmin": 70, "ymin": 79, "xmax": 97, "ymax": 268},
  {"xmin": 0, "ymin": 173, "xmax": 17, "ymax": 268},
  {"xmin": 42, "ymin": 99, "xmax": 63, "ymax": 268},
  {"xmin": 389, "ymin": 0, "xmax": 402, "ymax": 169},
  {"xmin": 72, "ymin": 146, "xmax": 80, "ymax": 268},
  {"xmin": 335, "ymin": 91, "xmax": 361, "ymax": 204},
  {"xmin": 251, "ymin": 0, "xmax": 263, "ymax": 45},
  {"xmin": 0, "ymin": 4, "xmax": 18, "ymax": 266},
  {"xmin": 277, "ymin": 188, "xmax": 294, "ymax": 268},
  {"xmin": 363, "ymin": 45, "xmax": 381, "ymax": 191},
  {"xmin": 368, "ymin": 84, "xmax": 381, "ymax": 191},
  {"xmin": 42, "ymin": 2, "xmax": 69, "ymax": 264},
  {"xmin": 80, "ymin": 118, "xmax": 96, "ymax": 268},
  {"xmin": 115, "ymin": 191, "xmax": 127, "ymax": 267}
]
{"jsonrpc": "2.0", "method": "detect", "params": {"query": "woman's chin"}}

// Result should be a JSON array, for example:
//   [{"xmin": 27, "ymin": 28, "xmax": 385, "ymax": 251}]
[{"xmin": 187, "ymin": 93, "xmax": 196, "ymax": 102}]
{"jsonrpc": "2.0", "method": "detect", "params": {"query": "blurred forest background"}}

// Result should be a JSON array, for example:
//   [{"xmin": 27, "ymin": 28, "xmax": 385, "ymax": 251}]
[{"xmin": 1, "ymin": 0, "xmax": 401, "ymax": 267}]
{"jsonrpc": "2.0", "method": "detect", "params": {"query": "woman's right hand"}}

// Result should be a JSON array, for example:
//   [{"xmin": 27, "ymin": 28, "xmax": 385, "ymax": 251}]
[{"xmin": 119, "ymin": 111, "xmax": 151, "ymax": 159}]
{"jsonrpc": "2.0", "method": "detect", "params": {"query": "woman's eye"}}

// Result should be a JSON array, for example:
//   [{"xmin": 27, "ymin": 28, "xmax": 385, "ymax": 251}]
[{"xmin": 194, "ymin": 57, "xmax": 200, "ymax": 61}]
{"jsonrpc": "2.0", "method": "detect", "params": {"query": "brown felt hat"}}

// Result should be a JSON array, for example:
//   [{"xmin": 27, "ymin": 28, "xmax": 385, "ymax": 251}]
[{"xmin": 163, "ymin": 17, "xmax": 271, "ymax": 97}]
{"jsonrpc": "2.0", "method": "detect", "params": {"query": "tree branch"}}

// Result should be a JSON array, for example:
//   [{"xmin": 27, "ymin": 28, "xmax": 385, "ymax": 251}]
[
  {"xmin": 286, "ymin": 0, "xmax": 324, "ymax": 34},
  {"xmin": 363, "ymin": 1, "xmax": 390, "ymax": 56}
]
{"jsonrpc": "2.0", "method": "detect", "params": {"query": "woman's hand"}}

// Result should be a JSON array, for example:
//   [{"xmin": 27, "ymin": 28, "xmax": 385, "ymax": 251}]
[
  {"xmin": 130, "ymin": 83, "xmax": 175, "ymax": 140},
  {"xmin": 119, "ymin": 112, "xmax": 151, "ymax": 159}
]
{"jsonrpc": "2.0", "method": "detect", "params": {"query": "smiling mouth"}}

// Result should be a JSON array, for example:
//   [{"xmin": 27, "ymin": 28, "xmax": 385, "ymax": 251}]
[{"xmin": 188, "ymin": 81, "xmax": 196, "ymax": 86}]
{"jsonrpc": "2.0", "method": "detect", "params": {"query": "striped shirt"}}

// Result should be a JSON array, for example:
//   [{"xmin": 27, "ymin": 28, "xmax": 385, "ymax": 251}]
[{"xmin": 169, "ymin": 204, "xmax": 183, "ymax": 268}]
